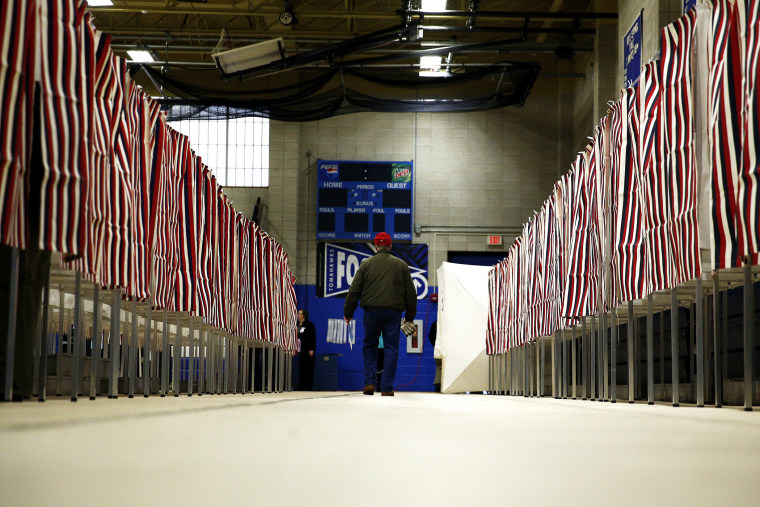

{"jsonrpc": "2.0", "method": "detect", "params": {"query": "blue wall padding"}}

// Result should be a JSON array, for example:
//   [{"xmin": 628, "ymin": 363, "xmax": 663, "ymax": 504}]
[{"xmin": 295, "ymin": 284, "xmax": 437, "ymax": 392}]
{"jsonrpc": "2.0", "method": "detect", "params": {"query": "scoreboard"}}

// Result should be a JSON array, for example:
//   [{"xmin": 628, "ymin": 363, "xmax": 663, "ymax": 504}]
[{"xmin": 317, "ymin": 160, "xmax": 414, "ymax": 241}]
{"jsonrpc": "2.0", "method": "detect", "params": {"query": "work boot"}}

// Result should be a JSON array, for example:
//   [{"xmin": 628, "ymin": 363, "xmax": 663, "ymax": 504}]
[
  {"xmin": 363, "ymin": 385, "xmax": 375, "ymax": 395},
  {"xmin": 381, "ymin": 391, "xmax": 394, "ymax": 397}
]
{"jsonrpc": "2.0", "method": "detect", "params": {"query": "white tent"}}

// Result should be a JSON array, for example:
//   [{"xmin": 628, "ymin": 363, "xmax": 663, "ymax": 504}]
[{"xmin": 434, "ymin": 262, "xmax": 491, "ymax": 394}]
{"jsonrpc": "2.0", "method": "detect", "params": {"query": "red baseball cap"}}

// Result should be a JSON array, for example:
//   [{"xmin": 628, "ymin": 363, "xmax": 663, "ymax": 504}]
[{"xmin": 374, "ymin": 232, "xmax": 392, "ymax": 246}]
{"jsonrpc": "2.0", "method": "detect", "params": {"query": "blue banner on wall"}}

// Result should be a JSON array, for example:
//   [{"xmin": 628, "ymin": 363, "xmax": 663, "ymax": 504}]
[
  {"xmin": 623, "ymin": 11, "xmax": 642, "ymax": 88},
  {"xmin": 683, "ymin": 0, "xmax": 697, "ymax": 14},
  {"xmin": 317, "ymin": 242, "xmax": 428, "ymax": 299}
]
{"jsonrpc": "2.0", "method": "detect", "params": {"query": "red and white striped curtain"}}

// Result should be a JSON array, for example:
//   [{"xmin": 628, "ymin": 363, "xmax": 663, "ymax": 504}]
[
  {"xmin": 486, "ymin": 0, "xmax": 760, "ymax": 353},
  {"xmin": 0, "ymin": 2, "xmax": 36, "ymax": 249},
  {"xmin": 0, "ymin": 0, "xmax": 298, "ymax": 353},
  {"xmin": 738, "ymin": 0, "xmax": 760, "ymax": 264}
]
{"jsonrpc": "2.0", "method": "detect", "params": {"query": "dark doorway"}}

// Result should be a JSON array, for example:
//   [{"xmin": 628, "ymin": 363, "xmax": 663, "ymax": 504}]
[{"xmin": 447, "ymin": 251, "xmax": 505, "ymax": 267}]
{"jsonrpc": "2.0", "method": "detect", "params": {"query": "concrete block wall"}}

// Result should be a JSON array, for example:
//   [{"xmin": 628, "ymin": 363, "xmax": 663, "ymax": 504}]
[
  {"xmin": 266, "ymin": 121, "xmax": 300, "ymax": 268},
  {"xmin": 573, "ymin": 0, "xmax": 619, "ymax": 154},
  {"xmin": 266, "ymin": 78, "xmax": 574, "ymax": 287}
]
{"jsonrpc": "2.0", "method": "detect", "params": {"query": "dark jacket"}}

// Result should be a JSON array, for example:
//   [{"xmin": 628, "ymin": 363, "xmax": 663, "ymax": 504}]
[
  {"xmin": 298, "ymin": 319, "xmax": 316, "ymax": 355},
  {"xmin": 343, "ymin": 249, "xmax": 417, "ymax": 321}
]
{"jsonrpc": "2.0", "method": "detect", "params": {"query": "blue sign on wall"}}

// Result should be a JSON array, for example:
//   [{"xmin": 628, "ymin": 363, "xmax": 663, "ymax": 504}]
[
  {"xmin": 623, "ymin": 11, "xmax": 642, "ymax": 88},
  {"xmin": 316, "ymin": 160, "xmax": 414, "ymax": 242},
  {"xmin": 317, "ymin": 242, "xmax": 428, "ymax": 299},
  {"xmin": 295, "ymin": 284, "xmax": 438, "ymax": 392}
]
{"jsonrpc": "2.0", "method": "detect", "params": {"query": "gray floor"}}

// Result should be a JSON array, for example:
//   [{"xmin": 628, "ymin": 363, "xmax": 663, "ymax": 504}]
[{"xmin": 1, "ymin": 392, "xmax": 759, "ymax": 506}]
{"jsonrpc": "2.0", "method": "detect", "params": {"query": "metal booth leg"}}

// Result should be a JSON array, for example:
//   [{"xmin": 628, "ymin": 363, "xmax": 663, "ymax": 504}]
[
  {"xmin": 628, "ymin": 300, "xmax": 634, "ymax": 404},
  {"xmin": 590, "ymin": 314, "xmax": 596, "ymax": 401},
  {"xmin": 611, "ymin": 309, "xmax": 617, "ymax": 402},
  {"xmin": 173, "ymin": 314, "xmax": 181, "ymax": 397},
  {"xmin": 37, "ymin": 265, "xmax": 51, "ymax": 402},
  {"xmin": 144, "ymin": 304, "xmax": 152, "ymax": 398},
  {"xmin": 743, "ymin": 261, "xmax": 754, "ymax": 411},
  {"xmin": 108, "ymin": 291, "xmax": 120, "ymax": 398},
  {"xmin": 2, "ymin": 248, "xmax": 20, "ymax": 401},
  {"xmin": 671, "ymin": 288, "xmax": 680, "ymax": 407},
  {"xmin": 71, "ymin": 271, "xmax": 83, "ymax": 402},
  {"xmin": 696, "ymin": 277, "xmax": 705, "ymax": 407},
  {"xmin": 572, "ymin": 326, "xmax": 577, "ymax": 399},
  {"xmin": 647, "ymin": 293, "xmax": 654, "ymax": 405},
  {"xmin": 600, "ymin": 312, "xmax": 611, "ymax": 401},
  {"xmin": 582, "ymin": 318, "xmax": 587, "ymax": 400},
  {"xmin": 188, "ymin": 317, "xmax": 194, "ymax": 396},
  {"xmin": 160, "ymin": 310, "xmax": 168, "ymax": 397},
  {"xmin": 713, "ymin": 273, "xmax": 722, "ymax": 408},
  {"xmin": 199, "ymin": 329, "xmax": 206, "ymax": 396},
  {"xmin": 128, "ymin": 300, "xmax": 137, "ymax": 398},
  {"xmin": 89, "ymin": 284, "xmax": 101, "ymax": 400}
]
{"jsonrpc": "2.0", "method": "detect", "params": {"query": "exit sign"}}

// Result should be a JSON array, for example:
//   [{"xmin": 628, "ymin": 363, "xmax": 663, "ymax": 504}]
[{"xmin": 487, "ymin": 235, "xmax": 502, "ymax": 245}]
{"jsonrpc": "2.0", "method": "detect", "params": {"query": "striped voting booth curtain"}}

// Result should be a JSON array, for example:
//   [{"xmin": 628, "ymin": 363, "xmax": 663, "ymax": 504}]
[
  {"xmin": 520, "ymin": 215, "xmax": 536, "ymax": 340},
  {"xmin": 738, "ymin": 0, "xmax": 760, "ymax": 263},
  {"xmin": 555, "ymin": 173, "xmax": 575, "ymax": 331},
  {"xmin": 609, "ymin": 88, "xmax": 645, "ymax": 307},
  {"xmin": 609, "ymin": 93, "xmax": 633, "ymax": 305},
  {"xmin": 0, "ymin": 1, "xmax": 35, "ymax": 249},
  {"xmin": 504, "ymin": 240, "xmax": 522, "ymax": 350},
  {"xmin": 562, "ymin": 148, "xmax": 601, "ymax": 319},
  {"xmin": 194, "ymin": 166, "xmax": 215, "ymax": 320},
  {"xmin": 126, "ymin": 90, "xmax": 161, "ymax": 301},
  {"xmin": 709, "ymin": 0, "xmax": 743, "ymax": 269},
  {"xmin": 486, "ymin": 267, "xmax": 499, "ymax": 355},
  {"xmin": 482, "ymin": 3, "xmax": 760, "ymax": 352},
  {"xmin": 0, "ymin": 0, "xmax": 299, "ymax": 352},
  {"xmin": 520, "ymin": 216, "xmax": 536, "ymax": 341},
  {"xmin": 236, "ymin": 220, "xmax": 253, "ymax": 339},
  {"xmin": 660, "ymin": 9, "xmax": 702, "ymax": 287},
  {"xmin": 83, "ymin": 46, "xmax": 129, "ymax": 289},
  {"xmin": 639, "ymin": 61, "xmax": 674, "ymax": 294},
  {"xmin": 534, "ymin": 197, "xmax": 559, "ymax": 339},
  {"xmin": 591, "ymin": 120, "xmax": 610, "ymax": 311},
  {"xmin": 38, "ymin": 0, "xmax": 92, "ymax": 257},
  {"xmin": 173, "ymin": 132, "xmax": 196, "ymax": 313},
  {"xmin": 152, "ymin": 126, "xmax": 182, "ymax": 310}
]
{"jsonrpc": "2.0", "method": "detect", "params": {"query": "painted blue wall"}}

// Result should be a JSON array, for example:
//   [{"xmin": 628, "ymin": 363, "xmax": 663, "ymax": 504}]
[{"xmin": 295, "ymin": 284, "xmax": 437, "ymax": 392}]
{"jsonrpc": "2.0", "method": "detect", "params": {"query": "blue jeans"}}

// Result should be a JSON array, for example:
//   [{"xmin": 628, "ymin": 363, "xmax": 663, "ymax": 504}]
[{"xmin": 362, "ymin": 309, "xmax": 401, "ymax": 392}]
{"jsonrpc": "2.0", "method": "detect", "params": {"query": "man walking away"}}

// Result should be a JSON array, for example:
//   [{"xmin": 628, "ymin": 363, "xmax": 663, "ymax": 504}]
[{"xmin": 344, "ymin": 232, "xmax": 417, "ymax": 396}]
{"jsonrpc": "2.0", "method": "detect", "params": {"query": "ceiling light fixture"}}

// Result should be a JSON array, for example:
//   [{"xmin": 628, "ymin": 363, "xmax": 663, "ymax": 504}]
[
  {"xmin": 420, "ymin": 0, "xmax": 447, "ymax": 11},
  {"xmin": 127, "ymin": 50, "xmax": 155, "ymax": 63},
  {"xmin": 86, "ymin": 0, "xmax": 114, "ymax": 6},
  {"xmin": 419, "ymin": 55, "xmax": 453, "ymax": 78},
  {"xmin": 419, "ymin": 55, "xmax": 442, "ymax": 70},
  {"xmin": 213, "ymin": 38, "xmax": 286, "ymax": 77}
]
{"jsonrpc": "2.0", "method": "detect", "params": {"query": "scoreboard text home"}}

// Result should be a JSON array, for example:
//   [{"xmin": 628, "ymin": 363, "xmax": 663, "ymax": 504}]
[{"xmin": 316, "ymin": 160, "xmax": 414, "ymax": 241}]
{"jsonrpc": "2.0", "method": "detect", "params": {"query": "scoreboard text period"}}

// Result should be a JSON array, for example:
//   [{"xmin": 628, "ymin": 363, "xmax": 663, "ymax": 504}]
[{"xmin": 317, "ymin": 160, "xmax": 414, "ymax": 241}]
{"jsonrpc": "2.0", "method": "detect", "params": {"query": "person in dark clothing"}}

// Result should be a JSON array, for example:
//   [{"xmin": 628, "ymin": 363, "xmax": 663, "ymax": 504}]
[
  {"xmin": 344, "ymin": 232, "xmax": 417, "ymax": 397},
  {"xmin": 297, "ymin": 309, "xmax": 316, "ymax": 390}
]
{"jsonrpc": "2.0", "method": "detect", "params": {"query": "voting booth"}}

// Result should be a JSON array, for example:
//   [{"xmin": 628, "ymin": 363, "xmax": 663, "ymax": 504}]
[{"xmin": 435, "ymin": 262, "xmax": 491, "ymax": 394}]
